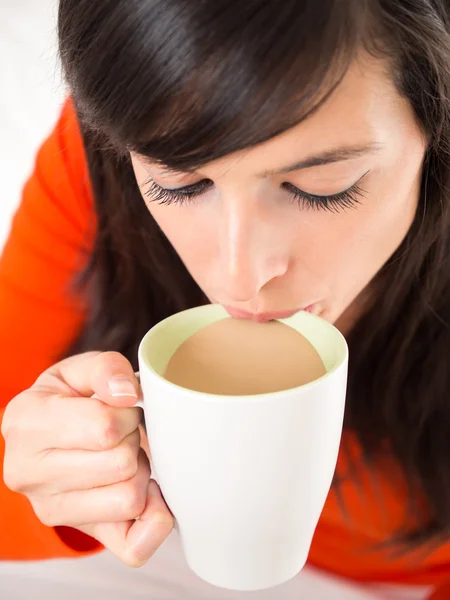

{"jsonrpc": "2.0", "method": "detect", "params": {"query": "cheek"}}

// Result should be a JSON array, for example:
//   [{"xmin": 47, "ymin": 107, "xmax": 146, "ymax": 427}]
[
  {"xmin": 362, "ymin": 158, "xmax": 421, "ymax": 253},
  {"xmin": 146, "ymin": 202, "xmax": 216, "ymax": 272},
  {"xmin": 292, "ymin": 166, "xmax": 421, "ymax": 304},
  {"xmin": 131, "ymin": 167, "xmax": 213, "ymax": 268}
]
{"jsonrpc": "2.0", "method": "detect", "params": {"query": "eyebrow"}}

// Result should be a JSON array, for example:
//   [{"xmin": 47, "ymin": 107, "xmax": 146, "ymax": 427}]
[
  {"xmin": 258, "ymin": 142, "xmax": 383, "ymax": 177},
  {"xmin": 141, "ymin": 142, "xmax": 383, "ymax": 177}
]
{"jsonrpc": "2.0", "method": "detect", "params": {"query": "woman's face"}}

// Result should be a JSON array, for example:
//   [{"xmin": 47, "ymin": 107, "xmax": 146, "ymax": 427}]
[{"xmin": 131, "ymin": 55, "xmax": 427, "ymax": 331}]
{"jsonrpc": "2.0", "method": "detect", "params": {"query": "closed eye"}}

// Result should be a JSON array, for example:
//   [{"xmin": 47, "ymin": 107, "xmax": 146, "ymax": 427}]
[
  {"xmin": 282, "ymin": 180, "xmax": 366, "ymax": 212},
  {"xmin": 143, "ymin": 170, "xmax": 368, "ymax": 212},
  {"xmin": 143, "ymin": 178, "xmax": 213, "ymax": 206}
]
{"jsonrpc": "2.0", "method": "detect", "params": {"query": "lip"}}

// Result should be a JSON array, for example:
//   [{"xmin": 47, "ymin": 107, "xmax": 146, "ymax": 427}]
[{"xmin": 223, "ymin": 304, "xmax": 316, "ymax": 323}]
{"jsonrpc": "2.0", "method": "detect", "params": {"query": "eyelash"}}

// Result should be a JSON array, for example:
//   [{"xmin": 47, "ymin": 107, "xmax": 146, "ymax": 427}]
[{"xmin": 143, "ymin": 177, "xmax": 366, "ymax": 213}]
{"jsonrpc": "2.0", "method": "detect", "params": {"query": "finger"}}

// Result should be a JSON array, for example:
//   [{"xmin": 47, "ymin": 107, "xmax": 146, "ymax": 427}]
[
  {"xmin": 138, "ymin": 423, "xmax": 151, "ymax": 462},
  {"xmin": 17, "ymin": 393, "xmax": 142, "ymax": 451},
  {"xmin": 31, "ymin": 450, "xmax": 151, "ymax": 526},
  {"xmin": 43, "ymin": 352, "xmax": 141, "ymax": 407},
  {"xmin": 28, "ymin": 430, "xmax": 141, "ymax": 494},
  {"xmin": 81, "ymin": 480, "xmax": 174, "ymax": 567}
]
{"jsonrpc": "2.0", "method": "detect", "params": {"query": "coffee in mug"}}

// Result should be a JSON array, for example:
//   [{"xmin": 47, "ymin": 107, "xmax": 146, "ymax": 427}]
[{"xmin": 164, "ymin": 318, "xmax": 326, "ymax": 395}]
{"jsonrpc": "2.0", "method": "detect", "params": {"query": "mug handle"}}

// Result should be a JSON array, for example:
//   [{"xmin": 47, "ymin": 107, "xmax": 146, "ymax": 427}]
[
  {"xmin": 133, "ymin": 371, "xmax": 144, "ymax": 410},
  {"xmin": 133, "ymin": 373, "xmax": 159, "ymax": 484}
]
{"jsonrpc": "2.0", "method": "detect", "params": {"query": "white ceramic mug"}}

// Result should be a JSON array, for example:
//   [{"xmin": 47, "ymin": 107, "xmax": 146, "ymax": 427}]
[{"xmin": 136, "ymin": 304, "xmax": 348, "ymax": 591}]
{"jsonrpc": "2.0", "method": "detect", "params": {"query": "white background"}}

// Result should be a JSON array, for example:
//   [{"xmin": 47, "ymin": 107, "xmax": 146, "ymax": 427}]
[{"xmin": 0, "ymin": 0, "xmax": 65, "ymax": 251}]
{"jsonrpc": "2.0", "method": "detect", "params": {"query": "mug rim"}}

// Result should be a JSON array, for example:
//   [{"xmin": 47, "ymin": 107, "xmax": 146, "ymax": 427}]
[{"xmin": 137, "ymin": 304, "xmax": 348, "ymax": 403}]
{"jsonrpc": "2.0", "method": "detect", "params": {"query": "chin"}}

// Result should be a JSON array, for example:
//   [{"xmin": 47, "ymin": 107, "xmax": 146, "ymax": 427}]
[{"xmin": 317, "ymin": 306, "xmax": 340, "ymax": 323}]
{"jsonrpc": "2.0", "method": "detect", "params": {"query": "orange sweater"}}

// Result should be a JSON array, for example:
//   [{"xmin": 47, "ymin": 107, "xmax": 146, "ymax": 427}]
[{"xmin": 0, "ymin": 100, "xmax": 449, "ymax": 590}]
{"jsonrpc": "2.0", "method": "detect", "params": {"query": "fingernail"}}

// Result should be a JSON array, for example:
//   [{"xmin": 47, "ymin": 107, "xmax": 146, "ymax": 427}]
[{"xmin": 108, "ymin": 376, "xmax": 138, "ymax": 398}]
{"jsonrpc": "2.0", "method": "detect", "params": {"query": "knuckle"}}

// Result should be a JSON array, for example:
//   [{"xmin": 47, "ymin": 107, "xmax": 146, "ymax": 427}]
[
  {"xmin": 1, "ymin": 395, "xmax": 24, "ymax": 439},
  {"xmin": 120, "ymin": 483, "xmax": 147, "ymax": 521},
  {"xmin": 39, "ymin": 513, "xmax": 58, "ymax": 527},
  {"xmin": 94, "ymin": 410, "xmax": 122, "ymax": 451},
  {"xmin": 2, "ymin": 389, "xmax": 47, "ymax": 442},
  {"xmin": 95, "ymin": 351, "xmax": 130, "ymax": 373},
  {"xmin": 2, "ymin": 448, "xmax": 34, "ymax": 494},
  {"xmin": 3, "ymin": 464, "xmax": 27, "ymax": 492},
  {"xmin": 113, "ymin": 445, "xmax": 139, "ymax": 482},
  {"xmin": 32, "ymin": 499, "xmax": 59, "ymax": 528},
  {"xmin": 0, "ymin": 407, "xmax": 12, "ymax": 438},
  {"xmin": 36, "ymin": 512, "xmax": 55, "ymax": 528}
]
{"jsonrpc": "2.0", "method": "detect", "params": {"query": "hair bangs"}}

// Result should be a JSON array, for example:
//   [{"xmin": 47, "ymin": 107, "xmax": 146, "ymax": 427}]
[{"xmin": 62, "ymin": 0, "xmax": 368, "ymax": 172}]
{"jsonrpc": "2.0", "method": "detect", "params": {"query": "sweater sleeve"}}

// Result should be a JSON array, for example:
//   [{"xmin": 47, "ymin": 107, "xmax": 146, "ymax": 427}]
[{"xmin": 0, "ymin": 99, "xmax": 103, "ymax": 560}]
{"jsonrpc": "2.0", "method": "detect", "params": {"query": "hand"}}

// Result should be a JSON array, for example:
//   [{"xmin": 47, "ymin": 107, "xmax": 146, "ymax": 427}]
[{"xmin": 2, "ymin": 351, "xmax": 173, "ymax": 566}]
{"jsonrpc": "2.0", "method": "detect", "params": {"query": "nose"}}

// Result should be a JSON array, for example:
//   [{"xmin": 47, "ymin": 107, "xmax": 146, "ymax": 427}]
[{"xmin": 218, "ymin": 200, "xmax": 290, "ymax": 303}]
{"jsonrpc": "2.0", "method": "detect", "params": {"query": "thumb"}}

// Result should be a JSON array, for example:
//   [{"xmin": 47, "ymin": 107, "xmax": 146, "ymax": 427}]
[
  {"xmin": 45, "ymin": 351, "xmax": 141, "ymax": 408},
  {"xmin": 81, "ymin": 480, "xmax": 174, "ymax": 567}
]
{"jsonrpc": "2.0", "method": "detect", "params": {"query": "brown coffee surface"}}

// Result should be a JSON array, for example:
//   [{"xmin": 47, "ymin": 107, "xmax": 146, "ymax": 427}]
[{"xmin": 163, "ymin": 318, "xmax": 326, "ymax": 395}]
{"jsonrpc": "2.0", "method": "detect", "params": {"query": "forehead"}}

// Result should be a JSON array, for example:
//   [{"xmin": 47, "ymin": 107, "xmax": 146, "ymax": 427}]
[
  {"xmin": 206, "ymin": 56, "xmax": 402, "ymax": 170},
  {"xmin": 138, "ymin": 54, "xmax": 416, "ymax": 179},
  {"xmin": 246, "ymin": 57, "xmax": 399, "ymax": 161}
]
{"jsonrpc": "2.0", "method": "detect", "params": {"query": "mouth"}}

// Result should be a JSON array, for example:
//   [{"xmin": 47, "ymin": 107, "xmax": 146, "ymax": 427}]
[{"xmin": 222, "ymin": 304, "xmax": 316, "ymax": 323}]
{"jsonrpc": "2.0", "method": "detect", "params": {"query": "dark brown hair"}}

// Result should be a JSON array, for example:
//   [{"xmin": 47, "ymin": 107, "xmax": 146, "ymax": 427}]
[{"xmin": 58, "ymin": 0, "xmax": 450, "ymax": 550}]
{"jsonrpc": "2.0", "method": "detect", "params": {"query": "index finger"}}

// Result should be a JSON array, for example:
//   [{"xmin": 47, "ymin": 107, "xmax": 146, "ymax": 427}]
[{"xmin": 44, "ymin": 351, "xmax": 141, "ymax": 408}]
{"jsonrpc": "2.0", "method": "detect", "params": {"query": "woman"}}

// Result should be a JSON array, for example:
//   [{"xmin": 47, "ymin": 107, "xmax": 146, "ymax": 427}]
[{"xmin": 1, "ymin": 0, "xmax": 450, "ymax": 598}]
